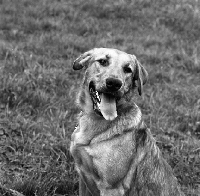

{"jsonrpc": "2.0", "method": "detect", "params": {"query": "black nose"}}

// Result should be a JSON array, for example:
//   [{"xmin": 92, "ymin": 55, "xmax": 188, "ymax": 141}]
[{"xmin": 106, "ymin": 78, "xmax": 122, "ymax": 91}]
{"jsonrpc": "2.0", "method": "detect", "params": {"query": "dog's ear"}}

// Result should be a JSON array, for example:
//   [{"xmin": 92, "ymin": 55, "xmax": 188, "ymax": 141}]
[
  {"xmin": 134, "ymin": 59, "xmax": 148, "ymax": 96},
  {"xmin": 73, "ymin": 49, "xmax": 94, "ymax": 70}
]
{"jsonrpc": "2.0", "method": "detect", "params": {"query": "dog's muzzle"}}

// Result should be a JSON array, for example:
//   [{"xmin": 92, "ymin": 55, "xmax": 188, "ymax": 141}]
[{"xmin": 89, "ymin": 78, "xmax": 123, "ymax": 121}]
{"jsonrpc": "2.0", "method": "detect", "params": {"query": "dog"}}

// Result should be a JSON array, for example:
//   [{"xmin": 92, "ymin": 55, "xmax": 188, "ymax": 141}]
[{"xmin": 70, "ymin": 48, "xmax": 185, "ymax": 196}]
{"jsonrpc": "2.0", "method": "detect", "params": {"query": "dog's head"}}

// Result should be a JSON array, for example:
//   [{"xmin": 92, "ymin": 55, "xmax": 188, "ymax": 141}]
[{"xmin": 73, "ymin": 48, "xmax": 148, "ymax": 121}]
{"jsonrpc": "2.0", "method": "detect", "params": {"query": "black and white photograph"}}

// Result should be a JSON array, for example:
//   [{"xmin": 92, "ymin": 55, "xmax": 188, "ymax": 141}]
[{"xmin": 0, "ymin": 0, "xmax": 199, "ymax": 195}]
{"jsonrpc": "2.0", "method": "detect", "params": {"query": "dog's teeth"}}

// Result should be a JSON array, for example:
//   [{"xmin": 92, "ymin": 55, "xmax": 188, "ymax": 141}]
[
  {"xmin": 95, "ymin": 91, "xmax": 101, "ymax": 103},
  {"xmin": 97, "ymin": 102, "xmax": 100, "ymax": 109}
]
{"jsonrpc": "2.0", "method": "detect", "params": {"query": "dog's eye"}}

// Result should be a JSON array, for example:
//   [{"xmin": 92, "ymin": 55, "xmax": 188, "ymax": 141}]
[
  {"xmin": 98, "ymin": 59, "xmax": 108, "ymax": 67},
  {"xmin": 123, "ymin": 64, "xmax": 132, "ymax": 73}
]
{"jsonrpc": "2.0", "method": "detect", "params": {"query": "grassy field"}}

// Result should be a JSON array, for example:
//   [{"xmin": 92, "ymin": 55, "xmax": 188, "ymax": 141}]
[{"xmin": 0, "ymin": 0, "xmax": 200, "ymax": 195}]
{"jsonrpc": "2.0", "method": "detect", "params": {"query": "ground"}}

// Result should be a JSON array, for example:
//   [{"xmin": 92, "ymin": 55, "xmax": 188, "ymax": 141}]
[{"xmin": 0, "ymin": 0, "xmax": 199, "ymax": 195}]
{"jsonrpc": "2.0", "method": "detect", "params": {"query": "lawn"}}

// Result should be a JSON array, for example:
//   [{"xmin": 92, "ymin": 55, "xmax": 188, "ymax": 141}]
[{"xmin": 0, "ymin": 0, "xmax": 199, "ymax": 195}]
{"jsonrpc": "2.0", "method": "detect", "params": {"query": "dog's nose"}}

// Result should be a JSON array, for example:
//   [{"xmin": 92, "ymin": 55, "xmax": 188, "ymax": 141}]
[{"xmin": 106, "ymin": 78, "xmax": 122, "ymax": 91}]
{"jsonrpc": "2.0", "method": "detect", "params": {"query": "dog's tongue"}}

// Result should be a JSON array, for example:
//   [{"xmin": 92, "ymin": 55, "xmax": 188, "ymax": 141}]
[{"xmin": 99, "ymin": 93, "xmax": 117, "ymax": 121}]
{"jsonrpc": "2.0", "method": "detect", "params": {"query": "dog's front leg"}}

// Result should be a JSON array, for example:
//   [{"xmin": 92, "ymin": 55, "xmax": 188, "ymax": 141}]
[
  {"xmin": 79, "ymin": 171, "xmax": 100, "ymax": 196},
  {"xmin": 122, "ymin": 148, "xmax": 146, "ymax": 195},
  {"xmin": 79, "ymin": 177, "xmax": 93, "ymax": 196}
]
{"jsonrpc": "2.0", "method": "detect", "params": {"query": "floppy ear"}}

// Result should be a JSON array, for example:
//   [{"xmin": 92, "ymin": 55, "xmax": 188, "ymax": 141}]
[
  {"xmin": 134, "ymin": 59, "xmax": 148, "ymax": 96},
  {"xmin": 73, "ymin": 49, "xmax": 95, "ymax": 70}
]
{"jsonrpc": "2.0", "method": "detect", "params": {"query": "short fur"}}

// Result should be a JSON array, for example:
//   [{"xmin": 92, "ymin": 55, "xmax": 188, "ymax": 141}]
[{"xmin": 70, "ymin": 48, "xmax": 185, "ymax": 196}]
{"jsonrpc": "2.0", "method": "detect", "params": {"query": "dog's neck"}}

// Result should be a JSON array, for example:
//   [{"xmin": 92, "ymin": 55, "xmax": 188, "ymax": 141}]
[{"xmin": 78, "ymin": 101, "xmax": 143, "ymax": 144}]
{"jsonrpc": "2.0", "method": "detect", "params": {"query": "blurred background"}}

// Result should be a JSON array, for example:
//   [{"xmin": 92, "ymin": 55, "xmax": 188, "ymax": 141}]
[{"xmin": 0, "ymin": 0, "xmax": 200, "ymax": 195}]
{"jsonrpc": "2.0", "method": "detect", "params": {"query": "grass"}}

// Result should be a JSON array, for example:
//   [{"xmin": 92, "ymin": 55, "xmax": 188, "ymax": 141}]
[{"xmin": 0, "ymin": 0, "xmax": 199, "ymax": 195}]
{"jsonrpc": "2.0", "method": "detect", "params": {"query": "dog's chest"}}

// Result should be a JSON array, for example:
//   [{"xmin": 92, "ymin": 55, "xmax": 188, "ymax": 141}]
[{"xmin": 85, "ymin": 132, "xmax": 135, "ymax": 187}]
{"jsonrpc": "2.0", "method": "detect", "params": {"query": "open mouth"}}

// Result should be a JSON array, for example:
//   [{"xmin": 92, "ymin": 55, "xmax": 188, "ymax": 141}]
[{"xmin": 89, "ymin": 82, "xmax": 118, "ymax": 121}]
